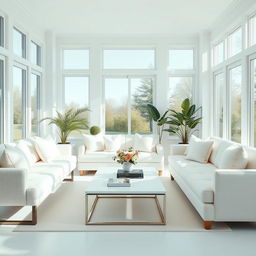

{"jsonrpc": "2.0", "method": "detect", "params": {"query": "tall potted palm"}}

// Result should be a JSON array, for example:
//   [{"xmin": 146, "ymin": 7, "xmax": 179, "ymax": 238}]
[
  {"xmin": 165, "ymin": 98, "xmax": 201, "ymax": 144},
  {"xmin": 41, "ymin": 107, "xmax": 90, "ymax": 144}
]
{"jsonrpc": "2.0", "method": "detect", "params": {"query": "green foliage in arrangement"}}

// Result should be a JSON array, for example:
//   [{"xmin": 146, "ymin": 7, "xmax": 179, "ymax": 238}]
[
  {"xmin": 90, "ymin": 126, "xmax": 101, "ymax": 135},
  {"xmin": 41, "ymin": 108, "xmax": 90, "ymax": 144}
]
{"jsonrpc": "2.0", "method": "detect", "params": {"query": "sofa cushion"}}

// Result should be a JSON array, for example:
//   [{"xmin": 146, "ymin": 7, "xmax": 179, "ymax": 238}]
[
  {"xmin": 219, "ymin": 144, "xmax": 248, "ymax": 169},
  {"xmin": 83, "ymin": 134, "xmax": 104, "ymax": 152},
  {"xmin": 169, "ymin": 155, "xmax": 215, "ymax": 203},
  {"xmin": 244, "ymin": 146, "xmax": 256, "ymax": 169},
  {"xmin": 78, "ymin": 151, "xmax": 161, "ymax": 163},
  {"xmin": 26, "ymin": 173, "xmax": 54, "ymax": 205},
  {"xmin": 209, "ymin": 137, "xmax": 234, "ymax": 168},
  {"xmin": 134, "ymin": 133, "xmax": 154, "ymax": 152},
  {"xmin": 104, "ymin": 135, "xmax": 122, "ymax": 152},
  {"xmin": 186, "ymin": 135, "xmax": 213, "ymax": 163},
  {"xmin": 16, "ymin": 139, "xmax": 40, "ymax": 165},
  {"xmin": 33, "ymin": 137, "xmax": 60, "ymax": 162},
  {"xmin": 0, "ymin": 144, "xmax": 30, "ymax": 169}
]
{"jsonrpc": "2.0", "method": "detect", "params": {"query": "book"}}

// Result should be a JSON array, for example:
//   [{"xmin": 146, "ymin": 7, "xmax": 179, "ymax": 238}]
[
  {"xmin": 117, "ymin": 169, "xmax": 144, "ymax": 179},
  {"xmin": 107, "ymin": 178, "xmax": 131, "ymax": 187}
]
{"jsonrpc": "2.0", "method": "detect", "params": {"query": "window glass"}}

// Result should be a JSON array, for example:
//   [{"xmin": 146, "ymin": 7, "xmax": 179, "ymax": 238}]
[
  {"xmin": 249, "ymin": 15, "xmax": 256, "ymax": 46},
  {"xmin": 63, "ymin": 50, "xmax": 89, "ymax": 70},
  {"xmin": 131, "ymin": 78, "xmax": 153, "ymax": 134},
  {"xmin": 0, "ymin": 16, "xmax": 4, "ymax": 47},
  {"xmin": 13, "ymin": 66, "xmax": 26, "ymax": 140},
  {"xmin": 105, "ymin": 78, "xmax": 128, "ymax": 134},
  {"xmin": 104, "ymin": 50, "xmax": 155, "ymax": 69},
  {"xmin": 169, "ymin": 77, "xmax": 193, "ymax": 111},
  {"xmin": 13, "ymin": 28, "xmax": 26, "ymax": 58},
  {"xmin": 228, "ymin": 28, "xmax": 242, "ymax": 57},
  {"xmin": 0, "ymin": 58, "xmax": 4, "ymax": 142},
  {"xmin": 214, "ymin": 73, "xmax": 224, "ymax": 137},
  {"xmin": 31, "ymin": 74, "xmax": 40, "ymax": 136},
  {"xmin": 31, "ymin": 41, "xmax": 41, "ymax": 66},
  {"xmin": 213, "ymin": 42, "xmax": 224, "ymax": 66},
  {"xmin": 230, "ymin": 65, "xmax": 242, "ymax": 142},
  {"xmin": 64, "ymin": 76, "xmax": 89, "ymax": 135},
  {"xmin": 169, "ymin": 50, "xmax": 194, "ymax": 70},
  {"xmin": 251, "ymin": 59, "xmax": 256, "ymax": 146}
]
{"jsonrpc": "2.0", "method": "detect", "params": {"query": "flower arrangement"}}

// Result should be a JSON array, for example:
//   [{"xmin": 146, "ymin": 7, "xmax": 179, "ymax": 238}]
[{"xmin": 113, "ymin": 147, "xmax": 139, "ymax": 165}]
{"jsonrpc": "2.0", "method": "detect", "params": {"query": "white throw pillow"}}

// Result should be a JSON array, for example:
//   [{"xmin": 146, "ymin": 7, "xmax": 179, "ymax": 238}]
[
  {"xmin": 104, "ymin": 135, "xmax": 122, "ymax": 152},
  {"xmin": 16, "ymin": 139, "xmax": 40, "ymax": 165},
  {"xmin": 0, "ymin": 144, "xmax": 30, "ymax": 169},
  {"xmin": 134, "ymin": 134, "xmax": 153, "ymax": 152},
  {"xmin": 186, "ymin": 135, "xmax": 213, "ymax": 163},
  {"xmin": 219, "ymin": 144, "xmax": 248, "ymax": 169},
  {"xmin": 83, "ymin": 134, "xmax": 104, "ymax": 152},
  {"xmin": 33, "ymin": 137, "xmax": 59, "ymax": 162}
]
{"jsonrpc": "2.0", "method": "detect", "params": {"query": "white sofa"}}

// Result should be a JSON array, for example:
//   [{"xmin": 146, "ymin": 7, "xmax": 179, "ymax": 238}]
[
  {"xmin": 0, "ymin": 138, "xmax": 76, "ymax": 225},
  {"xmin": 77, "ymin": 134, "xmax": 164, "ymax": 171},
  {"xmin": 169, "ymin": 137, "xmax": 256, "ymax": 229}
]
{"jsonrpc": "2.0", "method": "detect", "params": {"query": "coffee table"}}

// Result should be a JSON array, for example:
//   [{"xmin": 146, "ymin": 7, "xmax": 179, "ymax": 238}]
[{"xmin": 85, "ymin": 167, "xmax": 166, "ymax": 225}]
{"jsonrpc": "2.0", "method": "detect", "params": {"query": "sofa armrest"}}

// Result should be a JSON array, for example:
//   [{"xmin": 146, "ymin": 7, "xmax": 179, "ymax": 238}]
[
  {"xmin": 170, "ymin": 144, "xmax": 189, "ymax": 155},
  {"xmin": 0, "ymin": 168, "xmax": 28, "ymax": 205},
  {"xmin": 56, "ymin": 144, "xmax": 72, "ymax": 156},
  {"xmin": 73, "ymin": 144, "xmax": 85, "ymax": 156},
  {"xmin": 214, "ymin": 169, "xmax": 256, "ymax": 220},
  {"xmin": 156, "ymin": 144, "xmax": 164, "ymax": 155}
]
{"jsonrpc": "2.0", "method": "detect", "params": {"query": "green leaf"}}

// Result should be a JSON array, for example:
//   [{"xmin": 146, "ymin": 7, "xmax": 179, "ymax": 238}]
[
  {"xmin": 181, "ymin": 98, "xmax": 190, "ymax": 113},
  {"xmin": 146, "ymin": 104, "xmax": 160, "ymax": 121}
]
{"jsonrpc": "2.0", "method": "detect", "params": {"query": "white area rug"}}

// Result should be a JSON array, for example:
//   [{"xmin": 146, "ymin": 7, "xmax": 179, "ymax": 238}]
[{"xmin": 1, "ymin": 176, "xmax": 230, "ymax": 232}]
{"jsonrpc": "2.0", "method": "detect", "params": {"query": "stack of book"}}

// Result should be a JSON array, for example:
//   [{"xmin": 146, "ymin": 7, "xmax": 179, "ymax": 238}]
[
  {"xmin": 107, "ymin": 178, "xmax": 131, "ymax": 187},
  {"xmin": 117, "ymin": 169, "xmax": 144, "ymax": 179}
]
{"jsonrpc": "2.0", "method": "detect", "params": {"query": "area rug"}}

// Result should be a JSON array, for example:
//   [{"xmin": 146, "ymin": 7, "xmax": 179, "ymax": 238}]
[{"xmin": 0, "ymin": 175, "xmax": 230, "ymax": 232}]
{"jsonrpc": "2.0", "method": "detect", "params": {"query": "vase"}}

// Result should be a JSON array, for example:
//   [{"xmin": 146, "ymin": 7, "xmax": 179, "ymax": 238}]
[{"xmin": 122, "ymin": 162, "xmax": 132, "ymax": 172}]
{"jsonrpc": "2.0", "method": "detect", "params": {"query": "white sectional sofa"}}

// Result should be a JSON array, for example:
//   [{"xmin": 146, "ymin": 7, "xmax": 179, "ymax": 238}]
[
  {"xmin": 77, "ymin": 134, "xmax": 164, "ymax": 171},
  {"xmin": 0, "ymin": 137, "xmax": 76, "ymax": 225},
  {"xmin": 169, "ymin": 136, "xmax": 256, "ymax": 229}
]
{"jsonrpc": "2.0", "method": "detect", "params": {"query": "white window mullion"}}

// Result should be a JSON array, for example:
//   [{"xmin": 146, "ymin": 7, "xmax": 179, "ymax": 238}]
[{"xmin": 128, "ymin": 76, "xmax": 131, "ymax": 134}]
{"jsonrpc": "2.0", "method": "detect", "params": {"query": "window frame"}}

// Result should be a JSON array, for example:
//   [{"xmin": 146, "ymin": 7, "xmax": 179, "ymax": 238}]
[
  {"xmin": 248, "ymin": 13, "xmax": 256, "ymax": 47},
  {"xmin": 227, "ymin": 27, "xmax": 243, "ymax": 58},
  {"xmin": 0, "ymin": 15, "xmax": 5, "ymax": 48},
  {"xmin": 103, "ymin": 75, "xmax": 155, "ymax": 135},
  {"xmin": 31, "ymin": 41, "xmax": 42, "ymax": 67}
]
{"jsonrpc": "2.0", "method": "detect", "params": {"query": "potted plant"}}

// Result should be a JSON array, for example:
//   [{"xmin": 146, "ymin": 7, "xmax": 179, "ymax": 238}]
[
  {"xmin": 165, "ymin": 98, "xmax": 201, "ymax": 144},
  {"xmin": 41, "ymin": 107, "xmax": 90, "ymax": 144},
  {"xmin": 146, "ymin": 104, "xmax": 169, "ymax": 144}
]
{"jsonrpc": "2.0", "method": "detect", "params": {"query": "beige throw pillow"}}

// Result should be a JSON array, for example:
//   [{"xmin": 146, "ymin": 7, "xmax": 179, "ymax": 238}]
[{"xmin": 186, "ymin": 135, "xmax": 213, "ymax": 163}]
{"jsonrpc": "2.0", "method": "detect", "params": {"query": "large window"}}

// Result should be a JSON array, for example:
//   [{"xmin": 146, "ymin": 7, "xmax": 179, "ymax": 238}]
[
  {"xmin": 63, "ymin": 49, "xmax": 89, "ymax": 70},
  {"xmin": 169, "ymin": 77, "xmax": 193, "ymax": 111},
  {"xmin": 31, "ymin": 73, "xmax": 40, "ymax": 136},
  {"xmin": 13, "ymin": 66, "xmax": 26, "ymax": 141},
  {"xmin": 31, "ymin": 41, "xmax": 41, "ymax": 66},
  {"xmin": 229, "ymin": 65, "xmax": 242, "ymax": 142},
  {"xmin": 250, "ymin": 57, "xmax": 256, "ymax": 146},
  {"xmin": 0, "ymin": 58, "xmax": 4, "ymax": 142},
  {"xmin": 104, "ymin": 50, "xmax": 155, "ymax": 69},
  {"xmin": 0, "ymin": 16, "xmax": 4, "ymax": 48},
  {"xmin": 228, "ymin": 28, "xmax": 242, "ymax": 57},
  {"xmin": 213, "ymin": 42, "xmax": 224, "ymax": 66},
  {"xmin": 105, "ymin": 77, "xmax": 153, "ymax": 134},
  {"xmin": 13, "ymin": 28, "xmax": 26, "ymax": 58},
  {"xmin": 64, "ymin": 76, "xmax": 89, "ymax": 109},
  {"xmin": 169, "ymin": 49, "xmax": 194, "ymax": 70},
  {"xmin": 249, "ymin": 15, "xmax": 256, "ymax": 47},
  {"xmin": 214, "ymin": 73, "xmax": 224, "ymax": 137}
]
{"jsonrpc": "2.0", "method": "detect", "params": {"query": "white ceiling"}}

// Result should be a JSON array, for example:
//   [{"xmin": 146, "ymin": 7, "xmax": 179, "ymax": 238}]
[{"xmin": 17, "ymin": 0, "xmax": 235, "ymax": 35}]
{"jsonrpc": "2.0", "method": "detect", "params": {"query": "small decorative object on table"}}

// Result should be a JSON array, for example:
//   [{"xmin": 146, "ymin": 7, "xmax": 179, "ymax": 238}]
[
  {"xmin": 113, "ymin": 147, "xmax": 138, "ymax": 172},
  {"xmin": 107, "ymin": 178, "xmax": 131, "ymax": 187}
]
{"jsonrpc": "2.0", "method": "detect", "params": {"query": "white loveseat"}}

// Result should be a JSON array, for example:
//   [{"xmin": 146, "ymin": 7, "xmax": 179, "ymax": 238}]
[
  {"xmin": 169, "ymin": 137, "xmax": 256, "ymax": 229},
  {"xmin": 77, "ymin": 134, "xmax": 164, "ymax": 171},
  {"xmin": 0, "ymin": 137, "xmax": 76, "ymax": 225}
]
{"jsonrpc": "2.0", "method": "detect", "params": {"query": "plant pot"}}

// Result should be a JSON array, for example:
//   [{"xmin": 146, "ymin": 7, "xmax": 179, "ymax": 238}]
[{"xmin": 122, "ymin": 162, "xmax": 132, "ymax": 172}]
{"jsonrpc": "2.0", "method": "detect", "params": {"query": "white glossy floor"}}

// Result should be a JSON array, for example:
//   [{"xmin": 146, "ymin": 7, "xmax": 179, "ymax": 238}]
[{"xmin": 0, "ymin": 230, "xmax": 256, "ymax": 256}]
